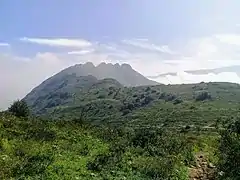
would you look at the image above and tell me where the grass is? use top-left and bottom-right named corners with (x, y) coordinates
top-left (0, 112), bottom-right (204, 179)
top-left (8, 80), bottom-right (240, 179)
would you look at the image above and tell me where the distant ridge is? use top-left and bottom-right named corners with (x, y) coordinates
top-left (58, 62), bottom-right (159, 87)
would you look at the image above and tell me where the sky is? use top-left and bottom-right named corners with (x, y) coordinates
top-left (1, 0), bottom-right (240, 109)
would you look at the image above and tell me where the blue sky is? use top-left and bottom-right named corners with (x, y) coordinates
top-left (1, 0), bottom-right (240, 108)
top-left (1, 0), bottom-right (240, 57)
top-left (1, 0), bottom-right (239, 42)
top-left (2, 0), bottom-right (198, 41)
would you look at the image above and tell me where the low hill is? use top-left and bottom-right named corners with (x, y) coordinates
top-left (46, 82), bottom-right (240, 130)
top-left (24, 73), bottom-right (123, 114)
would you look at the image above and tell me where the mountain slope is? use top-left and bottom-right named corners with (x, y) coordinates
top-left (24, 72), bottom-right (123, 114)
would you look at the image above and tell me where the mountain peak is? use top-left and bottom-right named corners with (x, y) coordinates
top-left (97, 62), bottom-right (107, 67)
top-left (121, 63), bottom-right (132, 69)
top-left (114, 63), bottom-right (120, 67)
top-left (83, 62), bottom-right (95, 68)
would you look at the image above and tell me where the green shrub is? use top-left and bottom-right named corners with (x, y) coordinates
top-left (131, 129), bottom-right (158, 148)
top-left (159, 92), bottom-right (166, 99)
top-left (165, 94), bottom-right (176, 102)
top-left (194, 91), bottom-right (211, 101)
top-left (98, 94), bottom-right (106, 99)
top-left (141, 96), bottom-right (153, 106)
top-left (173, 98), bottom-right (183, 105)
top-left (145, 87), bottom-right (151, 92)
top-left (12, 154), bottom-right (54, 177)
top-left (8, 100), bottom-right (30, 118)
top-left (218, 119), bottom-right (240, 179)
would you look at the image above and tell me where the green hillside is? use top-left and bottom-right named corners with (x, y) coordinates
top-left (25, 76), bottom-right (240, 131)
top-left (13, 74), bottom-right (240, 179)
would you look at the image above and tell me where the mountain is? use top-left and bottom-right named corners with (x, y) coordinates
top-left (21, 71), bottom-right (240, 179)
top-left (23, 61), bottom-right (158, 114)
top-left (24, 66), bottom-right (240, 127)
top-left (18, 65), bottom-right (240, 180)
top-left (58, 62), bottom-right (159, 87)
top-left (23, 60), bottom-right (240, 129)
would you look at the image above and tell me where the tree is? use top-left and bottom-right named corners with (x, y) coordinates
top-left (173, 98), bottom-right (183, 105)
top-left (165, 93), bottom-right (176, 102)
top-left (141, 96), bottom-right (153, 106)
top-left (194, 90), bottom-right (211, 101)
top-left (8, 100), bottom-right (30, 118)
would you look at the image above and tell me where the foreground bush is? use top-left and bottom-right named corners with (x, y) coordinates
top-left (218, 119), bottom-right (240, 179)
top-left (8, 100), bottom-right (29, 118)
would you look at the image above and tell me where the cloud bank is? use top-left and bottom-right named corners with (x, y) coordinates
top-left (148, 71), bottom-right (240, 85)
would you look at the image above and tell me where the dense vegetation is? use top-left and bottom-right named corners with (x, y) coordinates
top-left (1, 101), bottom-right (240, 179)
top-left (218, 119), bottom-right (240, 179)
top-left (3, 72), bottom-right (240, 179)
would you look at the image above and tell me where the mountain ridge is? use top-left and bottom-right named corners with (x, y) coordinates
top-left (59, 62), bottom-right (159, 87)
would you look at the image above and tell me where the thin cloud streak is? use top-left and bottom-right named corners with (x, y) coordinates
top-left (0, 43), bottom-right (10, 46)
top-left (122, 39), bottom-right (176, 54)
top-left (67, 49), bottom-right (95, 55)
top-left (20, 37), bottom-right (92, 48)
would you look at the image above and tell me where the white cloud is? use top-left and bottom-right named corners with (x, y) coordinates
top-left (159, 45), bottom-right (176, 54)
top-left (122, 39), bottom-right (176, 54)
top-left (215, 34), bottom-right (240, 46)
top-left (162, 60), bottom-right (240, 73)
top-left (68, 49), bottom-right (95, 55)
top-left (149, 72), bottom-right (240, 85)
top-left (0, 43), bottom-right (10, 47)
top-left (20, 37), bottom-right (92, 48)
top-left (133, 38), bottom-right (149, 41)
